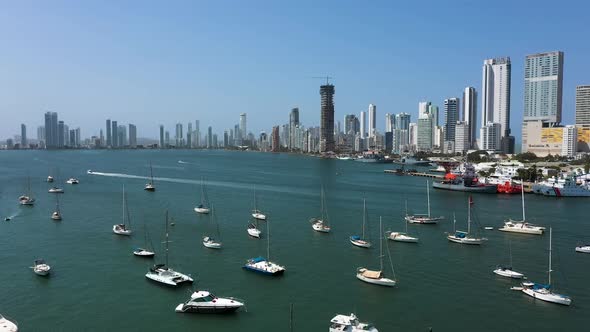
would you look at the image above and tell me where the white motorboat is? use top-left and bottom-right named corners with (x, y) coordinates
top-left (575, 245), bottom-right (590, 253)
top-left (47, 175), bottom-right (54, 182)
top-left (243, 217), bottom-right (285, 276)
top-left (493, 266), bottom-right (524, 279)
top-left (175, 290), bottom-right (245, 313)
top-left (310, 186), bottom-right (331, 233)
top-left (447, 198), bottom-right (486, 245)
top-left (521, 228), bottom-right (572, 306)
top-left (387, 203), bottom-right (419, 243)
top-left (19, 177), bottom-right (35, 206)
top-left (0, 314), bottom-right (18, 332)
top-left (406, 181), bottom-right (444, 224)
top-left (144, 162), bottom-right (155, 191)
top-left (133, 219), bottom-right (155, 257)
top-left (499, 185), bottom-right (545, 235)
top-left (194, 178), bottom-right (210, 213)
top-left (113, 185), bottom-right (132, 236)
top-left (66, 178), bottom-right (79, 184)
top-left (350, 198), bottom-right (372, 248)
top-left (251, 186), bottom-right (266, 220)
top-left (329, 313), bottom-right (378, 332)
top-left (86, 170), bottom-right (93, 174)
top-left (145, 211), bottom-right (193, 286)
top-left (31, 259), bottom-right (51, 276)
top-left (247, 222), bottom-right (261, 238)
top-left (48, 187), bottom-right (64, 193)
top-left (356, 218), bottom-right (397, 287)
top-left (311, 219), bottom-right (331, 233)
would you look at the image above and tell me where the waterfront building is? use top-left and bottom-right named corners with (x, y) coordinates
top-left (480, 122), bottom-right (501, 152)
top-left (444, 98), bottom-right (460, 143)
top-left (111, 120), bottom-right (118, 148)
top-left (463, 87), bottom-right (477, 148)
top-left (20, 124), bottom-right (26, 148)
top-left (289, 107), bottom-right (300, 150)
top-left (454, 121), bottom-right (470, 154)
top-left (368, 104), bottom-right (376, 138)
top-left (159, 125), bottom-right (164, 148)
top-left (106, 119), bottom-right (112, 147)
top-left (562, 125), bottom-right (577, 158)
top-left (129, 124), bottom-right (137, 148)
top-left (44, 112), bottom-right (58, 148)
top-left (319, 83), bottom-right (335, 152)
top-left (575, 85), bottom-right (590, 151)
top-left (240, 113), bottom-right (247, 140)
top-left (271, 126), bottom-right (280, 152)
top-left (482, 57), bottom-right (512, 153)
top-left (360, 111), bottom-right (366, 138)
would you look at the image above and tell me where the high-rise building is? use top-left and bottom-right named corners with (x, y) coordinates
top-left (480, 122), bottom-right (501, 151)
top-left (37, 126), bottom-right (45, 147)
top-left (395, 113), bottom-right (410, 130)
top-left (429, 105), bottom-right (439, 127)
top-left (129, 124), bottom-right (137, 147)
top-left (562, 125), bottom-right (577, 157)
top-left (444, 98), bottom-right (460, 142)
top-left (454, 121), bottom-right (470, 154)
top-left (240, 113), bottom-right (247, 139)
top-left (385, 113), bottom-right (394, 133)
top-left (195, 120), bottom-right (200, 147)
top-left (44, 112), bottom-right (58, 148)
top-left (20, 124), bottom-right (27, 148)
top-left (359, 111), bottom-right (366, 138)
top-left (207, 126), bottom-right (213, 149)
top-left (463, 87), bottom-right (477, 148)
top-left (106, 119), bottom-right (112, 147)
top-left (344, 114), bottom-right (357, 135)
top-left (118, 125), bottom-right (127, 146)
top-left (289, 108), bottom-right (300, 150)
top-left (524, 51), bottom-right (564, 125)
top-left (319, 83), bottom-right (335, 152)
top-left (165, 131), bottom-right (170, 146)
top-left (159, 125), bottom-right (164, 148)
top-left (57, 121), bottom-right (65, 148)
top-left (408, 123), bottom-right (418, 150)
top-left (417, 116), bottom-right (433, 151)
top-left (575, 85), bottom-right (590, 151)
top-left (111, 121), bottom-right (118, 148)
top-left (271, 126), bottom-right (280, 152)
top-left (187, 122), bottom-right (192, 148)
top-left (175, 123), bottom-right (183, 147)
top-left (368, 104), bottom-right (376, 138)
top-left (482, 57), bottom-right (512, 152)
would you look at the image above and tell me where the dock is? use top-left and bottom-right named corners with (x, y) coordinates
top-left (384, 170), bottom-right (443, 179)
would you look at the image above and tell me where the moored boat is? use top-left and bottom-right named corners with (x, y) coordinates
top-left (31, 259), bottom-right (51, 276)
top-left (329, 313), bottom-right (378, 332)
top-left (66, 178), bottom-right (79, 184)
top-left (0, 314), bottom-right (18, 332)
top-left (175, 291), bottom-right (245, 314)
top-left (499, 185), bottom-right (545, 235)
top-left (350, 199), bottom-right (372, 248)
top-left (356, 218), bottom-right (396, 287)
top-left (575, 245), bottom-right (590, 253)
top-left (447, 198), bottom-right (486, 245)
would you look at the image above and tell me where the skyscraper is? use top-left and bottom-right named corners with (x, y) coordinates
top-left (187, 122), bottom-right (192, 148)
top-left (344, 114), bottom-right (358, 135)
top-left (57, 121), bottom-right (65, 148)
top-left (129, 124), bottom-right (137, 147)
top-left (463, 87), bottom-right (477, 148)
top-left (207, 126), bottom-right (213, 149)
top-left (44, 112), bottom-right (58, 148)
top-left (319, 83), bottom-right (335, 152)
top-left (454, 121), bottom-right (470, 154)
top-left (111, 121), bottom-right (118, 148)
top-left (524, 51), bottom-right (564, 125)
top-left (271, 126), bottom-right (280, 152)
top-left (289, 108), bottom-right (300, 150)
top-left (240, 113), bottom-right (247, 139)
top-left (482, 57), bottom-right (512, 152)
top-left (480, 122), bottom-right (501, 151)
top-left (159, 125), bottom-right (164, 148)
top-left (575, 85), bottom-right (590, 151)
top-left (37, 126), bottom-right (45, 147)
top-left (106, 119), bottom-right (112, 147)
top-left (368, 104), bottom-right (376, 137)
top-left (444, 98), bottom-right (460, 142)
top-left (195, 120), bottom-right (200, 147)
top-left (175, 123), bottom-right (183, 147)
top-left (395, 113), bottom-right (410, 130)
top-left (385, 113), bottom-right (394, 133)
top-left (20, 124), bottom-right (27, 148)
top-left (118, 125), bottom-right (127, 146)
top-left (360, 111), bottom-right (366, 138)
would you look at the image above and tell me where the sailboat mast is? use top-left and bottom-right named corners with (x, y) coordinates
top-left (427, 180), bottom-right (431, 217)
top-left (267, 217), bottom-right (271, 261)
top-left (548, 227), bottom-right (552, 286)
top-left (521, 183), bottom-right (526, 221)
top-left (122, 185), bottom-right (126, 225)
top-left (467, 197), bottom-right (471, 234)
top-left (150, 162), bottom-right (154, 184)
top-left (165, 211), bottom-right (169, 267)
top-left (362, 198), bottom-right (366, 239)
top-left (379, 217), bottom-right (383, 272)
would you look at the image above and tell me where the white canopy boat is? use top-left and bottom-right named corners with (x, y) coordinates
top-left (406, 180), bottom-right (444, 224)
top-left (356, 218), bottom-right (396, 287)
top-left (521, 228), bottom-right (571, 306)
top-left (31, 259), bottom-right (51, 276)
top-left (447, 197), bottom-right (486, 245)
top-left (575, 245), bottom-right (590, 253)
top-left (329, 313), bottom-right (378, 332)
top-left (0, 314), bottom-right (18, 332)
top-left (499, 185), bottom-right (545, 235)
top-left (194, 178), bottom-right (210, 214)
top-left (310, 186), bottom-right (331, 233)
top-left (175, 290), bottom-right (245, 313)
top-left (144, 162), bottom-right (155, 191)
top-left (113, 185), bottom-right (132, 236)
top-left (350, 198), bottom-right (372, 248)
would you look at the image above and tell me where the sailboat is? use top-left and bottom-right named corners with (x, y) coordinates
top-left (144, 162), bottom-right (155, 191)
top-left (243, 217), bottom-right (285, 275)
top-left (499, 184), bottom-right (545, 235)
top-left (310, 186), bottom-right (331, 233)
top-left (133, 219), bottom-right (155, 257)
top-left (356, 217), bottom-right (396, 287)
top-left (51, 194), bottom-right (62, 221)
top-left (19, 177), bottom-right (35, 206)
top-left (31, 259), bottom-right (51, 276)
top-left (194, 178), bottom-right (210, 214)
top-left (386, 201), bottom-right (419, 243)
top-left (247, 219), bottom-right (262, 238)
top-left (520, 228), bottom-right (572, 306)
top-left (406, 180), bottom-right (444, 224)
top-left (113, 185), bottom-right (132, 236)
top-left (350, 198), bottom-right (371, 248)
top-left (251, 187), bottom-right (266, 220)
top-left (493, 242), bottom-right (524, 279)
top-left (203, 206), bottom-right (222, 249)
top-left (447, 197), bottom-right (486, 245)
top-left (145, 211), bottom-right (193, 286)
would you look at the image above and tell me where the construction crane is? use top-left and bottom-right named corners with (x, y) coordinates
top-left (312, 76), bottom-right (334, 85)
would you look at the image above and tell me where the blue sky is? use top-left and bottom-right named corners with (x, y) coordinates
top-left (0, 0), bottom-right (588, 142)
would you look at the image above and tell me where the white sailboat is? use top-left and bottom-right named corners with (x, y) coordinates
top-left (51, 194), bottom-right (62, 221)
top-left (145, 211), bottom-right (193, 286)
top-left (194, 178), bottom-right (210, 214)
top-left (18, 177), bottom-right (35, 206)
top-left (386, 201), bottom-right (419, 243)
top-left (310, 186), bottom-right (331, 233)
top-left (493, 242), bottom-right (525, 279)
top-left (520, 228), bottom-right (572, 306)
top-left (0, 314), bottom-right (18, 332)
top-left (350, 198), bottom-right (372, 248)
top-left (31, 259), bottom-right (51, 276)
top-left (113, 186), bottom-right (132, 236)
top-left (251, 186), bottom-right (266, 220)
top-left (356, 217), bottom-right (396, 287)
top-left (329, 313), bottom-right (378, 332)
top-left (243, 217), bottom-right (285, 275)
top-left (499, 185), bottom-right (545, 235)
top-left (247, 220), bottom-right (261, 238)
top-left (144, 162), bottom-right (155, 191)
top-left (447, 197), bottom-right (486, 245)
top-left (133, 219), bottom-right (155, 257)
top-left (575, 245), bottom-right (590, 253)
top-left (203, 206), bottom-right (222, 249)
top-left (406, 180), bottom-right (444, 224)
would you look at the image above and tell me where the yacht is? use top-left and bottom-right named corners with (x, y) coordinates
top-left (144, 162), bottom-right (155, 191)
top-left (203, 236), bottom-right (222, 249)
top-left (113, 186), bottom-right (132, 236)
top-left (247, 222), bottom-right (261, 238)
top-left (0, 314), bottom-right (18, 332)
top-left (499, 185), bottom-right (545, 235)
top-left (405, 181), bottom-right (444, 224)
top-left (447, 198), bottom-right (486, 245)
top-left (47, 175), bottom-right (54, 182)
top-left (388, 202), bottom-right (419, 243)
top-left (66, 178), bottom-right (79, 184)
top-left (133, 220), bottom-right (155, 257)
top-left (575, 245), bottom-right (590, 253)
top-left (251, 187), bottom-right (267, 220)
top-left (48, 187), bottom-right (64, 194)
top-left (493, 266), bottom-right (524, 279)
top-left (329, 313), bottom-right (378, 332)
top-left (202, 206), bottom-right (223, 249)
top-left (19, 177), bottom-right (35, 206)
top-left (194, 178), bottom-right (210, 214)
top-left (175, 291), bottom-right (245, 314)
top-left (31, 259), bottom-right (51, 276)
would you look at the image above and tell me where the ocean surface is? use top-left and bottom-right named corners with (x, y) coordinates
top-left (0, 150), bottom-right (588, 331)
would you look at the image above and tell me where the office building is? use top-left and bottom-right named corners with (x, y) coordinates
top-left (271, 126), bottom-right (280, 152)
top-left (562, 125), bottom-right (577, 158)
top-left (575, 85), bottom-right (590, 151)
top-left (482, 57), bottom-right (512, 152)
top-left (207, 126), bottom-right (213, 149)
top-left (129, 124), bottom-right (137, 147)
top-left (20, 124), bottom-right (27, 148)
top-left (195, 120), bottom-right (200, 147)
top-left (360, 111), bottom-right (366, 138)
top-left (175, 123), bottom-right (183, 147)
top-left (159, 125), bottom-right (165, 148)
top-left (111, 121), bottom-right (118, 148)
top-left (319, 83), bottom-right (335, 152)
top-left (187, 122), bottom-right (192, 148)
top-left (408, 123), bottom-right (418, 150)
top-left (454, 121), bottom-right (470, 154)
top-left (106, 119), bottom-right (112, 147)
top-left (480, 122), bottom-right (501, 151)
top-left (463, 87), bottom-right (477, 148)
top-left (368, 104), bottom-right (376, 138)
top-left (289, 108), bottom-right (300, 150)
top-left (444, 98), bottom-right (460, 142)
top-left (240, 113), bottom-right (247, 139)
top-left (524, 51), bottom-right (564, 125)
top-left (385, 113), bottom-right (394, 133)
top-left (44, 112), bottom-right (58, 148)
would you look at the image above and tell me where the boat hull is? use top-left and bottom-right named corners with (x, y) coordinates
top-left (113, 225), bottom-right (132, 236)
top-left (405, 215), bottom-right (443, 224)
top-left (350, 237), bottom-right (372, 248)
top-left (175, 303), bottom-right (242, 314)
top-left (145, 270), bottom-right (193, 287)
top-left (252, 213), bottom-right (266, 220)
top-left (433, 181), bottom-right (497, 193)
top-left (312, 221), bottom-right (331, 233)
top-left (203, 240), bottom-right (222, 249)
top-left (243, 259), bottom-right (285, 276)
top-left (247, 228), bottom-right (261, 238)
top-left (356, 273), bottom-right (396, 287)
top-left (194, 207), bottom-right (210, 214)
top-left (575, 246), bottom-right (590, 253)
top-left (387, 232), bottom-right (418, 243)
top-left (133, 249), bottom-right (155, 257)
top-left (493, 268), bottom-right (524, 279)
top-left (522, 287), bottom-right (572, 306)
top-left (447, 235), bottom-right (484, 245)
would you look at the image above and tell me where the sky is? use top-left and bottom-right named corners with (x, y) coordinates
top-left (0, 0), bottom-right (588, 143)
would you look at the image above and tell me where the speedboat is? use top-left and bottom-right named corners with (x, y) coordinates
top-left (47, 175), bottom-right (54, 182)
top-left (194, 205), bottom-right (210, 214)
top-left (66, 178), bottom-right (79, 184)
top-left (48, 187), bottom-right (64, 194)
top-left (203, 236), bottom-right (222, 249)
top-left (329, 313), bottom-right (378, 332)
top-left (493, 266), bottom-right (525, 279)
top-left (4, 217), bottom-right (11, 221)
top-left (499, 220), bottom-right (545, 235)
top-left (575, 245), bottom-right (590, 254)
top-left (18, 196), bottom-right (35, 206)
top-left (175, 291), bottom-right (245, 314)
top-left (247, 223), bottom-right (261, 238)
top-left (31, 259), bottom-right (51, 276)
top-left (86, 170), bottom-right (93, 174)
top-left (252, 209), bottom-right (266, 220)
top-left (386, 231), bottom-right (418, 243)
top-left (356, 268), bottom-right (396, 287)
top-left (133, 248), bottom-right (155, 257)
top-left (350, 235), bottom-right (371, 248)
top-left (51, 211), bottom-right (62, 221)
top-left (310, 218), bottom-right (331, 233)
top-left (243, 257), bottom-right (285, 276)
top-left (0, 314), bottom-right (18, 332)
top-left (145, 264), bottom-right (193, 286)
top-left (113, 224), bottom-right (132, 236)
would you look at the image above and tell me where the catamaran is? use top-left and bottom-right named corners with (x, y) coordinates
top-left (194, 178), bottom-right (210, 214)
top-left (144, 162), bottom-right (155, 191)
top-left (251, 186), bottom-right (266, 220)
top-left (203, 206), bottom-right (222, 249)
top-left (387, 201), bottom-right (419, 243)
top-left (499, 185), bottom-right (545, 235)
top-left (18, 177), bottom-right (35, 206)
top-left (243, 217), bottom-right (285, 275)
top-left (145, 211), bottom-right (193, 286)
top-left (447, 197), bottom-right (486, 245)
top-left (519, 228), bottom-right (572, 306)
top-left (406, 180), bottom-right (444, 224)
top-left (51, 194), bottom-right (62, 221)
top-left (310, 186), bottom-right (331, 233)
top-left (350, 198), bottom-right (371, 248)
top-left (356, 218), bottom-right (396, 287)
top-left (113, 186), bottom-right (132, 236)
top-left (493, 242), bottom-right (525, 279)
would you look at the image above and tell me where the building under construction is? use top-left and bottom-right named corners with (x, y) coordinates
top-left (320, 84), bottom-right (335, 152)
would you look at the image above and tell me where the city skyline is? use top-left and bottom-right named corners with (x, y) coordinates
top-left (1, 1), bottom-right (588, 142)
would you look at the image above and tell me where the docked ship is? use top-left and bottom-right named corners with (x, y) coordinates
top-left (496, 180), bottom-right (522, 194)
top-left (432, 163), bottom-right (497, 193)
top-left (532, 176), bottom-right (590, 197)
top-left (354, 151), bottom-right (387, 163)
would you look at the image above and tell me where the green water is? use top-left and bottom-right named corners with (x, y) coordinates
top-left (0, 150), bottom-right (588, 331)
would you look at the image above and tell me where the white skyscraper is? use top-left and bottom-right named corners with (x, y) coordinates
top-left (482, 57), bottom-right (512, 152)
top-left (463, 87), bottom-right (477, 148)
top-left (239, 113), bottom-right (247, 139)
top-left (385, 113), bottom-right (394, 133)
top-left (360, 111), bottom-right (366, 138)
top-left (561, 125), bottom-right (577, 157)
top-left (368, 104), bottom-right (376, 138)
top-left (524, 51), bottom-right (564, 125)
top-left (454, 121), bottom-right (470, 154)
top-left (480, 122), bottom-right (501, 151)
